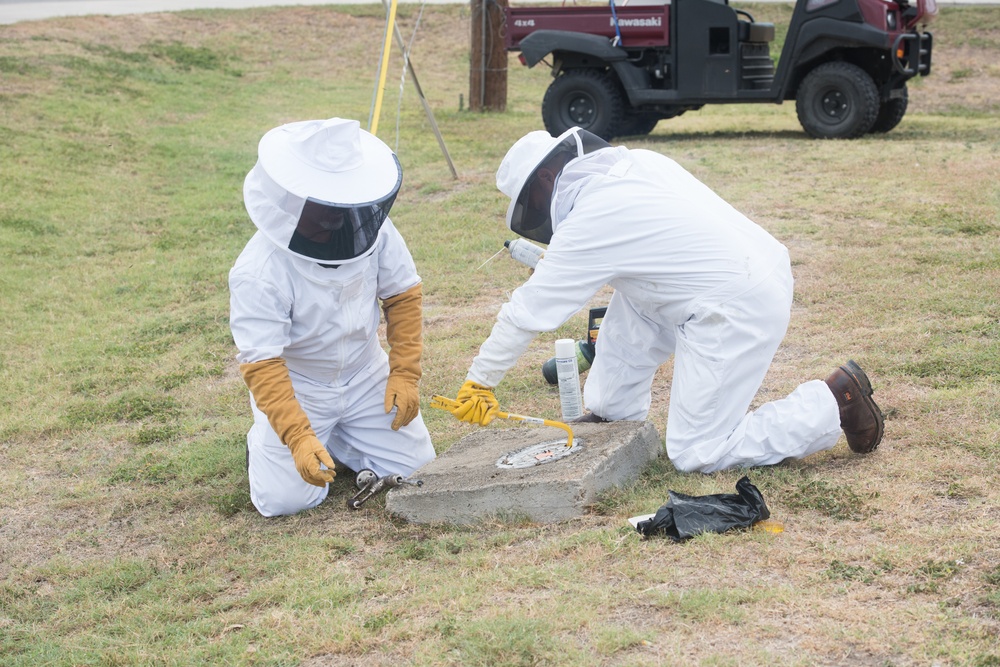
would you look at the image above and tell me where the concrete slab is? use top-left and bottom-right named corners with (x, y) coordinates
top-left (385, 420), bottom-right (663, 525)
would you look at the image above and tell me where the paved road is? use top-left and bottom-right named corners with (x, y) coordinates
top-left (0, 0), bottom-right (453, 24)
top-left (1, 0), bottom-right (995, 25)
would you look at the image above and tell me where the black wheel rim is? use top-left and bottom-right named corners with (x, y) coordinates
top-left (819, 87), bottom-right (849, 122)
top-left (565, 93), bottom-right (597, 126)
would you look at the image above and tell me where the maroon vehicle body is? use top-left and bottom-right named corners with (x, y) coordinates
top-left (506, 4), bottom-right (672, 48)
top-left (504, 0), bottom-right (936, 138)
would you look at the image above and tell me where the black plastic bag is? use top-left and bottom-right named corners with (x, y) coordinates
top-left (635, 476), bottom-right (770, 541)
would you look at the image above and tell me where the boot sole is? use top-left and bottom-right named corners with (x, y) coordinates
top-left (841, 359), bottom-right (885, 453)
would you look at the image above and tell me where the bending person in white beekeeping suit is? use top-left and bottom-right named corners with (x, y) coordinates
top-left (229, 117), bottom-right (436, 517)
top-left (447, 127), bottom-right (884, 472)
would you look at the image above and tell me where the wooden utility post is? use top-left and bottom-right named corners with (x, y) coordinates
top-left (469, 0), bottom-right (508, 112)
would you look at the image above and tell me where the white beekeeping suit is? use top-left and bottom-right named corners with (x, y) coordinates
top-left (230, 118), bottom-right (435, 517)
top-left (448, 128), bottom-right (884, 473)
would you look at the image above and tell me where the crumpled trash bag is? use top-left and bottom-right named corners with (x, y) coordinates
top-left (635, 476), bottom-right (770, 541)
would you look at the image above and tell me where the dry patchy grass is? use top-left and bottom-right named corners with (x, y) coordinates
top-left (0, 4), bottom-right (998, 666)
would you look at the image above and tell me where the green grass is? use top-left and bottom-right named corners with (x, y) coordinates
top-left (0, 3), bottom-right (999, 666)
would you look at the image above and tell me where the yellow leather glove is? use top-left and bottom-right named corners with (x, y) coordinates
top-left (240, 358), bottom-right (336, 487)
top-left (382, 283), bottom-right (423, 430)
top-left (451, 380), bottom-right (500, 426)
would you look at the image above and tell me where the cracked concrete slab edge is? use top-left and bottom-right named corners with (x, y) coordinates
top-left (386, 420), bottom-right (665, 525)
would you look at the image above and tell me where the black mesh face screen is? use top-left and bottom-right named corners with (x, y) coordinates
top-left (508, 130), bottom-right (610, 245)
top-left (509, 190), bottom-right (554, 245)
top-left (288, 193), bottom-right (397, 262)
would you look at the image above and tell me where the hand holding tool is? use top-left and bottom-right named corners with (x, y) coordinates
top-left (430, 395), bottom-right (574, 448)
top-left (450, 380), bottom-right (501, 426)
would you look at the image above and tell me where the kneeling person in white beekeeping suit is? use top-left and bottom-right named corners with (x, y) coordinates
top-left (229, 117), bottom-right (436, 517)
top-left (447, 127), bottom-right (884, 473)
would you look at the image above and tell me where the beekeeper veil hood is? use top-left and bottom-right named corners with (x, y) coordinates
top-left (243, 117), bottom-right (402, 264)
top-left (496, 127), bottom-right (610, 244)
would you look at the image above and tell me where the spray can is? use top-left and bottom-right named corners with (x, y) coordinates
top-left (542, 340), bottom-right (595, 385)
top-left (504, 239), bottom-right (545, 269)
top-left (554, 338), bottom-right (584, 421)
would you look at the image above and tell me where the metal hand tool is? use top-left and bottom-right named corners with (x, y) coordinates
top-left (348, 469), bottom-right (423, 510)
top-left (429, 395), bottom-right (574, 448)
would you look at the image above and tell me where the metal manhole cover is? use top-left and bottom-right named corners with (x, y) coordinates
top-left (495, 439), bottom-right (584, 469)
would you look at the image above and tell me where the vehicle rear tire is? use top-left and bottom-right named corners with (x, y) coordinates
top-left (542, 69), bottom-right (625, 141)
top-left (658, 106), bottom-right (689, 120)
top-left (615, 112), bottom-right (659, 137)
top-left (795, 62), bottom-right (879, 139)
top-left (869, 86), bottom-right (908, 133)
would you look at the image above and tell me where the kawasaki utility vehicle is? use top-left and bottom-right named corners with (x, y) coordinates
top-left (504, 0), bottom-right (936, 139)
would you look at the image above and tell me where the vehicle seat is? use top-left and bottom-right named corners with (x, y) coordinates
top-left (738, 21), bottom-right (775, 42)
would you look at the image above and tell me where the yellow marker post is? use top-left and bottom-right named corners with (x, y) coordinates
top-left (369, 0), bottom-right (399, 137)
top-left (430, 395), bottom-right (575, 449)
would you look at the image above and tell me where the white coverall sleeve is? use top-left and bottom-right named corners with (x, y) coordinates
top-left (466, 315), bottom-right (539, 387)
top-left (375, 219), bottom-right (421, 300)
top-left (467, 222), bottom-right (615, 387)
top-left (229, 273), bottom-right (293, 365)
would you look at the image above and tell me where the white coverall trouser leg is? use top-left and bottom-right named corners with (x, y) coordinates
top-left (584, 260), bottom-right (842, 473)
top-left (246, 356), bottom-right (436, 517)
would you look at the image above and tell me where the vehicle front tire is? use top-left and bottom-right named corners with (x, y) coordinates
top-left (869, 86), bottom-right (908, 134)
top-left (795, 62), bottom-right (879, 139)
top-left (542, 69), bottom-right (625, 140)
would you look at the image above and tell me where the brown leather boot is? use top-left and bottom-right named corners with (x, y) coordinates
top-left (825, 360), bottom-right (885, 454)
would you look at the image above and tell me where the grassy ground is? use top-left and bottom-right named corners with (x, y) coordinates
top-left (0, 3), bottom-right (998, 665)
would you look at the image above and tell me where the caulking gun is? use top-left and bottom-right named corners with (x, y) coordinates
top-left (504, 239), bottom-right (545, 269)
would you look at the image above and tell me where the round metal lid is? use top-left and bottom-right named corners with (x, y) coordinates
top-left (495, 439), bottom-right (583, 469)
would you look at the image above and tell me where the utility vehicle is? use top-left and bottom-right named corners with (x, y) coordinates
top-left (504, 0), bottom-right (936, 138)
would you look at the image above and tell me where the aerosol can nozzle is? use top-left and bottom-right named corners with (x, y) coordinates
top-left (504, 239), bottom-right (545, 269)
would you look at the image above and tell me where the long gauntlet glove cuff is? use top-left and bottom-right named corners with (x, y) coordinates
top-left (382, 283), bottom-right (423, 429)
top-left (240, 358), bottom-right (335, 486)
